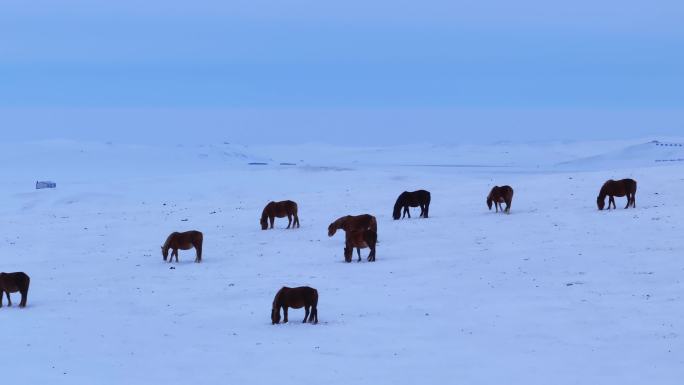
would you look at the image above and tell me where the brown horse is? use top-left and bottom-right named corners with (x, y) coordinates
top-left (487, 185), bottom-right (514, 214)
top-left (161, 231), bottom-right (203, 263)
top-left (271, 286), bottom-right (318, 325)
top-left (0, 272), bottom-right (30, 308)
top-left (260, 200), bottom-right (300, 230)
top-left (344, 230), bottom-right (377, 262)
top-left (328, 214), bottom-right (377, 237)
top-left (597, 179), bottom-right (637, 210)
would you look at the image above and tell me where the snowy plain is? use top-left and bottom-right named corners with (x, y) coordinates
top-left (1, 138), bottom-right (683, 384)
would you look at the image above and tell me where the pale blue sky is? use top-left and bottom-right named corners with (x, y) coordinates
top-left (1, 0), bottom-right (682, 143)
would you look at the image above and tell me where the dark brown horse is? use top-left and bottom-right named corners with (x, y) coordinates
top-left (487, 185), bottom-right (514, 214)
top-left (344, 230), bottom-right (377, 262)
top-left (0, 272), bottom-right (30, 308)
top-left (393, 190), bottom-right (431, 220)
top-left (261, 200), bottom-right (300, 230)
top-left (328, 214), bottom-right (377, 237)
top-left (597, 179), bottom-right (637, 210)
top-left (271, 286), bottom-right (318, 324)
top-left (161, 231), bottom-right (203, 263)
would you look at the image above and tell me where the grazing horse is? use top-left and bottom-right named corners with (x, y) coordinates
top-left (161, 231), bottom-right (203, 263)
top-left (487, 185), bottom-right (514, 214)
top-left (327, 214), bottom-right (377, 237)
top-left (271, 286), bottom-right (318, 325)
top-left (344, 230), bottom-right (377, 262)
top-left (0, 272), bottom-right (30, 308)
top-left (597, 179), bottom-right (637, 210)
top-left (260, 200), bottom-right (300, 230)
top-left (393, 190), bottom-right (431, 220)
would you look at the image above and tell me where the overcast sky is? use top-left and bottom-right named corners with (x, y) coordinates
top-left (1, 0), bottom-right (682, 144)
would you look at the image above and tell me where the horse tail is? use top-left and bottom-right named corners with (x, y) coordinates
top-left (365, 229), bottom-right (378, 247)
top-left (425, 191), bottom-right (431, 217)
top-left (312, 288), bottom-right (319, 307)
top-left (292, 201), bottom-right (300, 227)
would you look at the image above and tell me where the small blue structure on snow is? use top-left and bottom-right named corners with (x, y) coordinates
top-left (36, 181), bottom-right (57, 189)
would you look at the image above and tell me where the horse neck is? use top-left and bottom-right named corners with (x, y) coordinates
top-left (162, 235), bottom-right (173, 251)
top-left (334, 217), bottom-right (347, 230)
top-left (273, 287), bottom-right (286, 308)
top-left (598, 184), bottom-right (608, 199)
top-left (261, 206), bottom-right (270, 221)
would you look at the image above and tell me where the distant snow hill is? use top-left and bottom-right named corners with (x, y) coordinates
top-left (557, 140), bottom-right (684, 170)
top-left (0, 140), bottom-right (265, 181)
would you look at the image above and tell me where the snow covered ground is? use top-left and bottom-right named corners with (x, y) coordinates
top-left (1, 139), bottom-right (683, 384)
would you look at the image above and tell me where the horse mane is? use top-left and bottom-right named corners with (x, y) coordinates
top-left (393, 194), bottom-right (405, 217)
top-left (261, 202), bottom-right (273, 223)
top-left (331, 216), bottom-right (348, 228)
top-left (598, 180), bottom-right (613, 198)
top-left (162, 233), bottom-right (175, 252)
top-left (272, 286), bottom-right (288, 308)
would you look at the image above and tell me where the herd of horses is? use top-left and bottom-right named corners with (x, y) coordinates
top-left (1, 178), bottom-right (637, 323)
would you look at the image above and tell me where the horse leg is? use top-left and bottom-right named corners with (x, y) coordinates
top-left (6, 291), bottom-right (11, 307)
top-left (406, 206), bottom-right (411, 218)
top-left (287, 214), bottom-right (292, 229)
top-left (624, 196), bottom-right (630, 209)
top-left (295, 214), bottom-right (300, 228)
top-left (312, 307), bottom-right (318, 324)
top-left (632, 193), bottom-right (636, 208)
top-left (174, 249), bottom-right (179, 263)
top-left (269, 216), bottom-right (275, 229)
top-left (611, 196), bottom-right (616, 209)
top-left (283, 307), bottom-right (289, 323)
top-left (303, 306), bottom-right (310, 323)
top-left (357, 248), bottom-right (361, 262)
top-left (505, 200), bottom-right (511, 214)
top-left (0, 291), bottom-right (4, 307)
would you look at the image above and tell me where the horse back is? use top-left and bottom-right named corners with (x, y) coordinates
top-left (168, 231), bottom-right (202, 248)
top-left (271, 200), bottom-right (298, 217)
top-left (276, 286), bottom-right (317, 308)
top-left (0, 272), bottom-right (30, 292)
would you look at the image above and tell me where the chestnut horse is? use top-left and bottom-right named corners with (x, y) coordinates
top-left (393, 190), bottom-right (431, 220)
top-left (0, 272), bottom-right (30, 308)
top-left (597, 179), bottom-right (637, 210)
top-left (161, 231), bottom-right (203, 263)
top-left (328, 214), bottom-right (377, 237)
top-left (271, 286), bottom-right (318, 324)
top-left (344, 229), bottom-right (377, 262)
top-left (260, 200), bottom-right (300, 230)
top-left (487, 185), bottom-right (514, 214)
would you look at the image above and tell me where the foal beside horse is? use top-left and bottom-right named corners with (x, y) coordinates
top-left (344, 229), bottom-right (377, 262)
top-left (0, 272), bottom-right (30, 308)
top-left (271, 286), bottom-right (318, 324)
top-left (487, 185), bottom-right (514, 214)
top-left (161, 230), bottom-right (203, 263)
top-left (260, 200), bottom-right (300, 230)
top-left (597, 179), bottom-right (637, 210)
top-left (393, 190), bottom-right (431, 220)
top-left (328, 214), bottom-right (377, 237)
